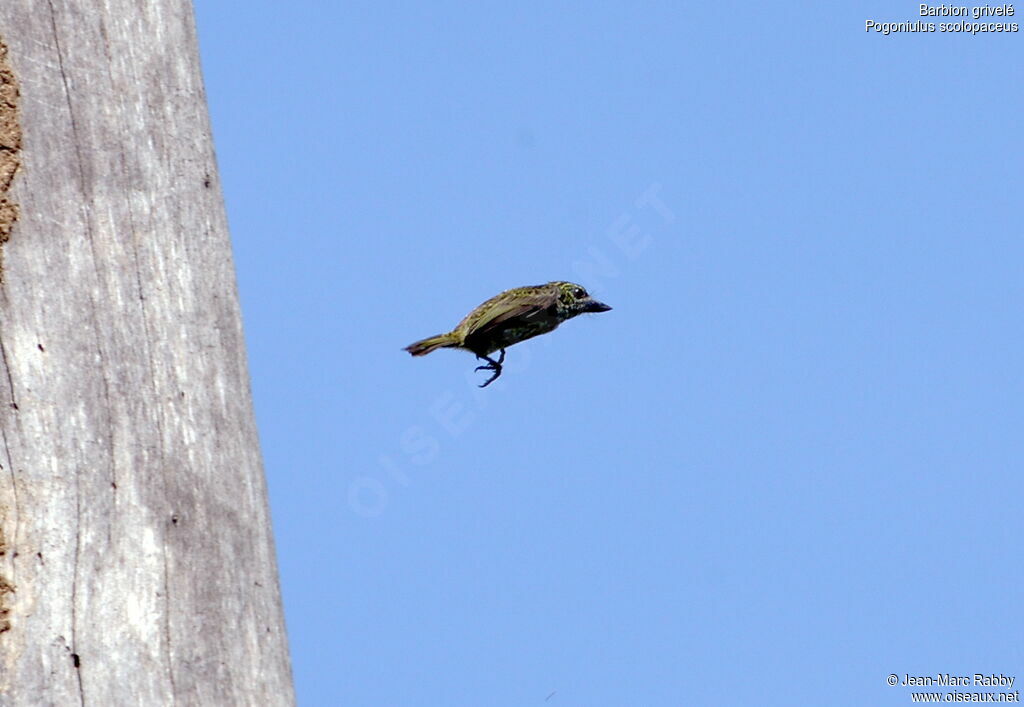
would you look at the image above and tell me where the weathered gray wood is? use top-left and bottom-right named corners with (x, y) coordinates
top-left (0, 3), bottom-right (295, 704)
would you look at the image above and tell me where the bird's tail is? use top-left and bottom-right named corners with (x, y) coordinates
top-left (404, 332), bottom-right (459, 356)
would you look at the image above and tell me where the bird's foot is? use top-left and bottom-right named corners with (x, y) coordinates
top-left (474, 349), bottom-right (506, 388)
top-left (477, 367), bottom-right (501, 388)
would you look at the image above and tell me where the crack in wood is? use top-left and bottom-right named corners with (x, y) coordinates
top-left (0, 37), bottom-right (22, 281)
top-left (0, 35), bottom-right (17, 637)
top-left (0, 523), bottom-right (12, 634)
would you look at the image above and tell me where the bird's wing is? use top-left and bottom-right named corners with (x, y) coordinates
top-left (470, 288), bottom-right (560, 337)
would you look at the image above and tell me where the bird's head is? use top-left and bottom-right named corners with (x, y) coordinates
top-left (551, 281), bottom-right (612, 319)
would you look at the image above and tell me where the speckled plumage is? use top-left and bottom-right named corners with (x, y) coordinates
top-left (405, 281), bottom-right (611, 387)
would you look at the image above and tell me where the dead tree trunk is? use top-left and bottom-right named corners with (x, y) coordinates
top-left (0, 3), bottom-right (295, 704)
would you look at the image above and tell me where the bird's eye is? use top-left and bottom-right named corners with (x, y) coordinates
top-left (573, 287), bottom-right (586, 298)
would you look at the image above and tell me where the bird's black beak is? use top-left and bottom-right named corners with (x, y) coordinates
top-left (585, 300), bottom-right (612, 313)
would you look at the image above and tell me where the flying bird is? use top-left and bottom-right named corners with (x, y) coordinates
top-left (404, 281), bottom-right (612, 387)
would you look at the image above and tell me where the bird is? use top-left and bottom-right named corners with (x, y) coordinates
top-left (404, 281), bottom-right (612, 387)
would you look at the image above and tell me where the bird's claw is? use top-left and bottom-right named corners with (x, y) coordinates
top-left (474, 349), bottom-right (506, 387)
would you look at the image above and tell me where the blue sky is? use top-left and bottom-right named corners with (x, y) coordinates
top-left (195, 3), bottom-right (1022, 705)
